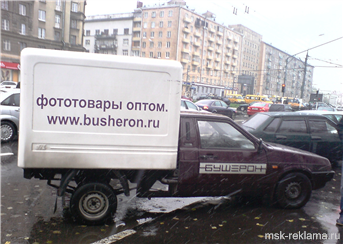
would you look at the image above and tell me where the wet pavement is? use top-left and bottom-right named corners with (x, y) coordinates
top-left (1, 133), bottom-right (343, 244)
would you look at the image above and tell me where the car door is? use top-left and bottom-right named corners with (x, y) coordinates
top-left (273, 117), bottom-right (311, 151)
top-left (308, 117), bottom-right (342, 162)
top-left (212, 101), bottom-right (226, 115)
top-left (1, 93), bottom-right (20, 119)
top-left (195, 119), bottom-right (269, 196)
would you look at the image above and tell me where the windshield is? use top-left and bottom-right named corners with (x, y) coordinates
top-left (242, 113), bottom-right (270, 129)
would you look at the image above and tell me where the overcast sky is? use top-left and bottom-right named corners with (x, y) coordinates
top-left (85, 0), bottom-right (343, 94)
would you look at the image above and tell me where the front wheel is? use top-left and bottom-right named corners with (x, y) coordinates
top-left (230, 112), bottom-right (236, 120)
top-left (70, 182), bottom-right (117, 225)
top-left (1, 121), bottom-right (16, 143)
top-left (275, 173), bottom-right (312, 209)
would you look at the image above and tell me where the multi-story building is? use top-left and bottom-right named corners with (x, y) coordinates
top-left (1, 0), bottom-right (86, 82)
top-left (84, 13), bottom-right (135, 56)
top-left (259, 42), bottom-right (314, 100)
top-left (138, 2), bottom-right (243, 98)
top-left (228, 24), bottom-right (262, 95)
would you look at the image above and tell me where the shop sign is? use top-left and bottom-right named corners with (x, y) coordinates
top-left (1, 61), bottom-right (20, 70)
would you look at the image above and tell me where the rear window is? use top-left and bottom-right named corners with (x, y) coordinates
top-left (269, 104), bottom-right (284, 111)
top-left (250, 103), bottom-right (266, 107)
top-left (242, 113), bottom-right (270, 129)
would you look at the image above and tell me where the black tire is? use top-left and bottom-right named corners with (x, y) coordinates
top-left (275, 173), bottom-right (312, 209)
top-left (1, 121), bottom-right (16, 143)
top-left (70, 182), bottom-right (117, 225)
top-left (230, 112), bottom-right (236, 120)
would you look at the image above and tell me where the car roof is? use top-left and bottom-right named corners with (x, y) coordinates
top-left (0, 88), bottom-right (20, 101)
top-left (297, 110), bottom-right (343, 115)
top-left (180, 110), bottom-right (227, 118)
top-left (254, 112), bottom-right (328, 118)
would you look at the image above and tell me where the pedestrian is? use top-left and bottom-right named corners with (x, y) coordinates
top-left (336, 117), bottom-right (343, 226)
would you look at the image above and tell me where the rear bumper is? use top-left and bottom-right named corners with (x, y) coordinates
top-left (311, 170), bottom-right (335, 190)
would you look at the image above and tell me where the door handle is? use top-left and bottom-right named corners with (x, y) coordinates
top-left (276, 135), bottom-right (287, 139)
top-left (200, 154), bottom-right (218, 160)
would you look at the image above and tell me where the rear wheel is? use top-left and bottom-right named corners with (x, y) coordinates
top-left (1, 121), bottom-right (16, 143)
top-left (70, 182), bottom-right (117, 225)
top-left (275, 173), bottom-right (312, 209)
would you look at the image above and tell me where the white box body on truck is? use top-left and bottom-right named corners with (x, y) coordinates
top-left (19, 48), bottom-right (182, 170)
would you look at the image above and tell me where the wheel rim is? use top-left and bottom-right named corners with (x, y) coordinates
top-left (1, 124), bottom-right (13, 141)
top-left (79, 191), bottom-right (109, 220)
top-left (285, 182), bottom-right (301, 199)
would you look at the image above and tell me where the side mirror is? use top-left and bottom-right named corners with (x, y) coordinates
top-left (258, 138), bottom-right (264, 153)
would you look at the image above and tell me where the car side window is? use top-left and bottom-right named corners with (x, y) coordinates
top-left (277, 119), bottom-right (307, 133)
top-left (309, 120), bottom-right (339, 136)
top-left (1, 94), bottom-right (20, 106)
top-left (186, 101), bottom-right (198, 111)
top-left (214, 101), bottom-right (221, 106)
top-left (264, 118), bottom-right (281, 132)
top-left (220, 101), bottom-right (227, 107)
top-left (198, 120), bottom-right (255, 149)
top-left (180, 100), bottom-right (186, 109)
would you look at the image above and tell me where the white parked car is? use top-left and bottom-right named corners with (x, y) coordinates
top-left (1, 89), bottom-right (20, 142)
top-left (0, 81), bottom-right (17, 89)
top-left (181, 99), bottom-right (201, 111)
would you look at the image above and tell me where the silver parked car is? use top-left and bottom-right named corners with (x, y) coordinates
top-left (1, 89), bottom-right (20, 142)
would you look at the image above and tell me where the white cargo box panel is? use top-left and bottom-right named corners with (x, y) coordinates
top-left (18, 48), bottom-right (182, 169)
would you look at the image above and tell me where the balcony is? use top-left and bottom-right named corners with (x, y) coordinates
top-left (193, 51), bottom-right (200, 56)
top-left (234, 38), bottom-right (238, 43)
top-left (183, 27), bottom-right (190, 33)
top-left (132, 36), bottom-right (140, 41)
top-left (181, 58), bottom-right (189, 64)
top-left (133, 17), bottom-right (142, 22)
top-left (226, 44), bottom-right (232, 49)
top-left (206, 64), bottom-right (213, 69)
top-left (215, 49), bottom-right (221, 54)
top-left (225, 60), bottom-right (230, 65)
top-left (208, 37), bottom-right (215, 43)
top-left (214, 66), bottom-right (220, 71)
top-left (217, 32), bottom-right (223, 37)
top-left (183, 16), bottom-right (192, 23)
top-left (234, 46), bottom-right (238, 51)
top-left (193, 41), bottom-right (201, 47)
top-left (224, 69), bottom-right (229, 73)
top-left (194, 32), bottom-right (201, 37)
top-left (182, 38), bottom-right (190, 43)
top-left (231, 70), bottom-right (236, 74)
top-left (131, 46), bottom-right (140, 50)
top-left (192, 61), bottom-right (199, 66)
top-left (215, 58), bottom-right (221, 62)
top-left (216, 40), bottom-right (222, 45)
top-left (133, 27), bottom-right (141, 32)
top-left (181, 48), bottom-right (190, 53)
top-left (209, 28), bottom-right (216, 33)
top-left (225, 52), bottom-right (231, 57)
top-left (232, 62), bottom-right (237, 66)
top-left (207, 55), bottom-right (213, 60)
top-left (232, 55), bottom-right (238, 59)
top-left (207, 46), bottom-right (214, 51)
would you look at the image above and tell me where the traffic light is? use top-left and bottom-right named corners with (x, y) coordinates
top-left (282, 84), bottom-right (285, 93)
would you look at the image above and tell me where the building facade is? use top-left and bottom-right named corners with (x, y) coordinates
top-left (259, 42), bottom-right (314, 100)
top-left (1, 0), bottom-right (86, 82)
top-left (84, 13), bottom-right (135, 56)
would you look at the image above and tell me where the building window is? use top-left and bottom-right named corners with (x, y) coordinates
top-left (20, 24), bottom-right (26, 35)
top-left (56, 0), bottom-right (61, 10)
top-left (70, 35), bottom-right (76, 44)
top-left (168, 10), bottom-right (173, 17)
top-left (149, 52), bottom-right (153, 58)
top-left (143, 22), bottom-right (147, 28)
top-left (159, 21), bottom-right (163, 27)
top-left (55, 14), bottom-right (61, 28)
top-left (113, 29), bottom-right (118, 35)
top-left (38, 28), bottom-right (45, 39)
top-left (86, 30), bottom-right (90, 36)
top-left (19, 4), bottom-right (26, 16)
top-left (144, 12), bottom-right (148, 18)
top-left (158, 42), bottom-right (162, 48)
top-left (95, 29), bottom-right (100, 35)
top-left (123, 39), bottom-right (129, 45)
top-left (167, 31), bottom-right (171, 38)
top-left (39, 10), bottom-right (46, 21)
top-left (1, 0), bottom-right (9, 10)
top-left (150, 41), bottom-right (154, 48)
top-left (85, 40), bottom-right (90, 45)
top-left (168, 21), bottom-right (172, 27)
top-left (19, 42), bottom-right (27, 51)
top-left (166, 41), bottom-right (170, 48)
top-left (2, 19), bottom-right (9, 30)
top-left (3, 40), bottom-right (10, 51)
top-left (123, 50), bottom-right (128, 56)
top-left (160, 11), bottom-right (164, 17)
top-left (143, 32), bottom-right (146, 38)
top-left (103, 29), bottom-right (109, 35)
top-left (124, 28), bottom-right (129, 34)
top-left (158, 31), bottom-right (162, 38)
top-left (142, 42), bottom-right (146, 48)
top-left (133, 50), bottom-right (139, 56)
top-left (71, 19), bottom-right (77, 29)
top-left (157, 52), bottom-right (161, 58)
top-left (142, 52), bottom-right (145, 57)
top-left (151, 22), bottom-right (155, 28)
top-left (166, 52), bottom-right (170, 58)
top-left (150, 32), bottom-right (154, 38)
top-left (54, 31), bottom-right (60, 41)
top-left (152, 11), bottom-right (156, 18)
top-left (71, 2), bottom-right (78, 12)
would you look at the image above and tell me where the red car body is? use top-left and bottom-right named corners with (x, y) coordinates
top-left (247, 102), bottom-right (271, 116)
